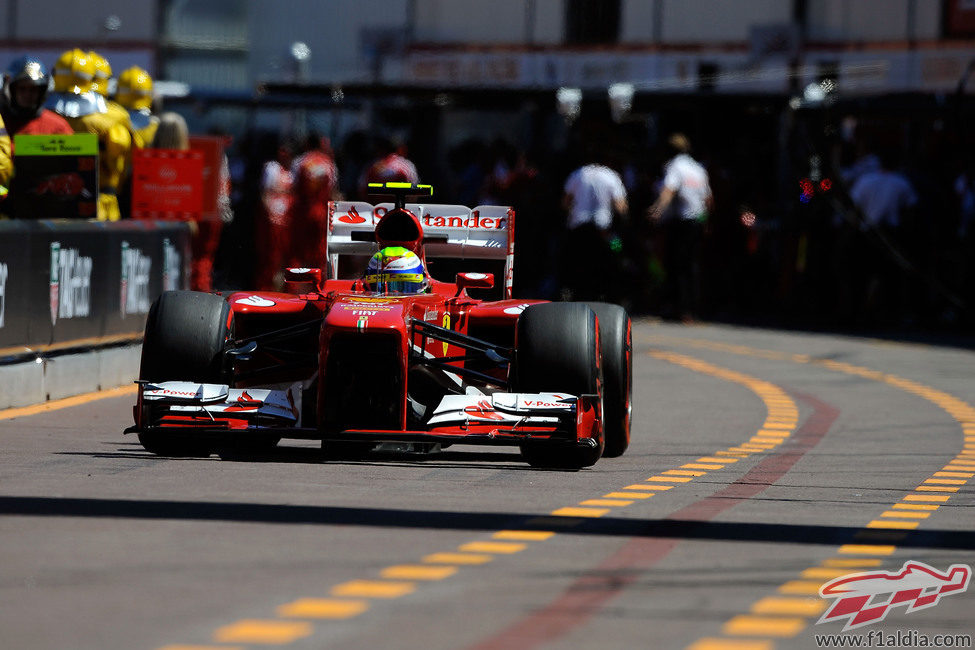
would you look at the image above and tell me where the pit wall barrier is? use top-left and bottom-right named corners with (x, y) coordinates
top-left (0, 220), bottom-right (191, 409)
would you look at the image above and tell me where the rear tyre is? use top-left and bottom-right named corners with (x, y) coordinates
top-left (587, 302), bottom-right (632, 458)
top-left (514, 302), bottom-right (603, 469)
top-left (138, 291), bottom-right (233, 457)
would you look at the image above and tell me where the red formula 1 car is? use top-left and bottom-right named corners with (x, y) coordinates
top-left (126, 183), bottom-right (631, 468)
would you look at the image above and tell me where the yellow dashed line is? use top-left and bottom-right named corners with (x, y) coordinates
top-left (423, 552), bottom-right (493, 565)
top-left (622, 484), bottom-right (657, 492)
top-left (866, 520), bottom-right (919, 530)
top-left (823, 558), bottom-right (884, 568)
top-left (647, 475), bottom-right (694, 483)
top-left (777, 581), bottom-right (825, 595)
top-left (665, 469), bottom-right (707, 476)
top-left (550, 506), bottom-right (609, 517)
top-left (934, 471), bottom-right (974, 478)
top-left (923, 478), bottom-right (967, 485)
top-left (880, 510), bottom-right (930, 519)
top-left (492, 530), bottom-right (555, 541)
top-left (604, 491), bottom-right (653, 499)
top-left (687, 639), bottom-right (773, 650)
top-left (837, 544), bottom-right (897, 555)
top-left (213, 620), bottom-right (313, 644)
top-left (331, 580), bottom-right (416, 599)
top-left (699, 456), bottom-right (738, 463)
top-left (276, 598), bottom-right (369, 619)
top-left (381, 565), bottom-right (458, 580)
top-left (903, 494), bottom-right (951, 502)
top-left (723, 615), bottom-right (806, 637)
top-left (915, 485), bottom-right (961, 492)
top-left (579, 498), bottom-right (632, 507)
top-left (682, 463), bottom-right (725, 470)
top-left (458, 541), bottom-right (526, 554)
top-left (892, 502), bottom-right (938, 510)
top-left (750, 596), bottom-right (827, 616)
top-left (800, 567), bottom-right (855, 580)
top-left (644, 483), bottom-right (674, 490)
top-left (715, 451), bottom-right (750, 457)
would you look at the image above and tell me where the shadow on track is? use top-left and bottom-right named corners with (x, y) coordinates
top-left (1, 495), bottom-right (971, 551)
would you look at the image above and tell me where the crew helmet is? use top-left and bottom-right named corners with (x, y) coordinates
top-left (3, 55), bottom-right (50, 117)
top-left (52, 48), bottom-right (95, 94)
top-left (116, 66), bottom-right (153, 110)
top-left (88, 51), bottom-right (112, 96)
top-left (364, 247), bottom-right (429, 294)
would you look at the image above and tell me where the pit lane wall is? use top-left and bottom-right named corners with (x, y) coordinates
top-left (0, 220), bottom-right (191, 409)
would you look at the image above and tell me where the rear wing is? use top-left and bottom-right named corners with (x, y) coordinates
top-left (327, 201), bottom-right (515, 297)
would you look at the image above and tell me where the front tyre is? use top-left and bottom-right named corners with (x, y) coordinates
top-left (587, 302), bottom-right (632, 458)
top-left (514, 302), bottom-right (603, 469)
top-left (138, 291), bottom-right (233, 457)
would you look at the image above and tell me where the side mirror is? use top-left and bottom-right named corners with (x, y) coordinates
top-left (284, 267), bottom-right (323, 290)
top-left (456, 272), bottom-right (494, 291)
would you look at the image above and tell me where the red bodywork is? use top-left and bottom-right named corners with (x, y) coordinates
top-left (133, 193), bottom-right (603, 452)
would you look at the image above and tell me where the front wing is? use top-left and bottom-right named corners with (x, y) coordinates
top-left (126, 381), bottom-right (602, 448)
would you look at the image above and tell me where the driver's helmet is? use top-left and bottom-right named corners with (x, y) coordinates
top-left (364, 246), bottom-right (429, 294)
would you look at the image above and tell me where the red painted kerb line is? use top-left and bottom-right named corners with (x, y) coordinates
top-left (469, 392), bottom-right (839, 650)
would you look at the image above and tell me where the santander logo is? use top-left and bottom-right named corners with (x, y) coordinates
top-left (337, 205), bottom-right (367, 224)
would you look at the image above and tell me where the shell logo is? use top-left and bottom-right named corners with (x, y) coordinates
top-left (235, 295), bottom-right (276, 307)
top-left (503, 303), bottom-right (531, 315)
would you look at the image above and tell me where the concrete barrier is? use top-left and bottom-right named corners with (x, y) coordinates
top-left (0, 344), bottom-right (142, 409)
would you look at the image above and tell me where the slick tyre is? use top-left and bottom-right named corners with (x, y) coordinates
top-left (587, 302), bottom-right (632, 458)
top-left (138, 291), bottom-right (233, 457)
top-left (514, 302), bottom-right (603, 469)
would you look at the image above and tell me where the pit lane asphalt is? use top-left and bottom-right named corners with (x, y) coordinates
top-left (1, 320), bottom-right (973, 650)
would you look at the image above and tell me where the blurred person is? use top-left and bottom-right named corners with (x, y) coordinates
top-left (648, 133), bottom-right (713, 322)
top-left (0, 56), bottom-right (72, 136)
top-left (357, 135), bottom-right (418, 199)
top-left (47, 48), bottom-right (131, 221)
top-left (953, 161), bottom-right (975, 240)
top-left (0, 113), bottom-right (11, 202)
top-left (562, 146), bottom-right (628, 302)
top-left (88, 51), bottom-right (130, 130)
top-left (255, 138), bottom-right (294, 290)
top-left (153, 112), bottom-right (228, 292)
top-left (0, 56), bottom-right (68, 218)
top-left (114, 65), bottom-right (159, 219)
top-left (497, 147), bottom-right (560, 298)
top-left (289, 131), bottom-right (338, 270)
top-left (114, 66), bottom-right (158, 148)
top-left (90, 51), bottom-right (140, 221)
top-left (848, 148), bottom-right (918, 326)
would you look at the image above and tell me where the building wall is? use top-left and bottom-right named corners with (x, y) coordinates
top-left (651, 0), bottom-right (792, 43)
top-left (0, 0), bottom-right (963, 94)
top-left (247, 0), bottom-right (409, 85)
top-left (0, 0), bottom-right (156, 40)
top-left (809, 0), bottom-right (941, 42)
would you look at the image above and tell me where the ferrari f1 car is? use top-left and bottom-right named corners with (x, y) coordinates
top-left (126, 183), bottom-right (632, 468)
